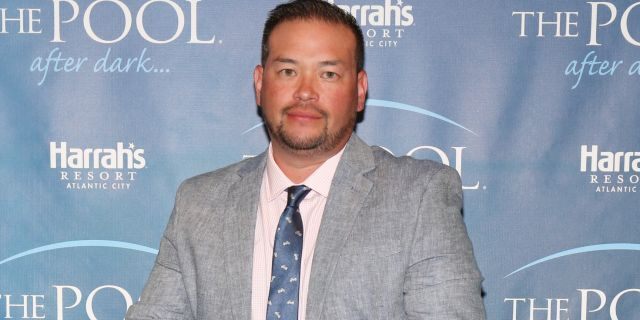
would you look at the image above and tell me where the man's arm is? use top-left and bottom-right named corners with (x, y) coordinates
top-left (403, 165), bottom-right (485, 319)
top-left (126, 191), bottom-right (195, 320)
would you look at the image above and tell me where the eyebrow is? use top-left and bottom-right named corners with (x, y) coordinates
top-left (272, 57), bottom-right (344, 67)
top-left (274, 57), bottom-right (297, 64)
top-left (319, 60), bottom-right (343, 67)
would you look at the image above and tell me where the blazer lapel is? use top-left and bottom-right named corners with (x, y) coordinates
top-left (306, 135), bottom-right (375, 320)
top-left (222, 154), bottom-right (266, 320)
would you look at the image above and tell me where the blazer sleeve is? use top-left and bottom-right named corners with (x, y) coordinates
top-left (403, 165), bottom-right (486, 319)
top-left (126, 187), bottom-right (195, 320)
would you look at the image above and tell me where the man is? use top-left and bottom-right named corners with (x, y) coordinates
top-left (126, 0), bottom-right (485, 319)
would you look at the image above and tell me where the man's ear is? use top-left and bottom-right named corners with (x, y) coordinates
top-left (356, 70), bottom-right (368, 112)
top-left (254, 65), bottom-right (264, 106)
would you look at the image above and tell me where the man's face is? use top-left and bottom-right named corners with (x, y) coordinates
top-left (254, 19), bottom-right (367, 155)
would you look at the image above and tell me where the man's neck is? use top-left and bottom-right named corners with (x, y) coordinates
top-left (271, 140), bottom-right (348, 184)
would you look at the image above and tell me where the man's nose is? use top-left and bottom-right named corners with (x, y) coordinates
top-left (294, 75), bottom-right (318, 102)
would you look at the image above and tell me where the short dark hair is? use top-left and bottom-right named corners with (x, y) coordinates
top-left (261, 0), bottom-right (365, 72)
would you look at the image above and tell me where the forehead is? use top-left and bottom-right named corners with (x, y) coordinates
top-left (266, 19), bottom-right (357, 64)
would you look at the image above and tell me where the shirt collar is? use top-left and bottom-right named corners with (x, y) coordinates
top-left (265, 143), bottom-right (346, 201)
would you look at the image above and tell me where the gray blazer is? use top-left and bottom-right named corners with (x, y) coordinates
top-left (126, 135), bottom-right (485, 319)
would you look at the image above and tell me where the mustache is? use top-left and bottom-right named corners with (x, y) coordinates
top-left (282, 104), bottom-right (328, 118)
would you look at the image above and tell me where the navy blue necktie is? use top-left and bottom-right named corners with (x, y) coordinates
top-left (266, 185), bottom-right (311, 320)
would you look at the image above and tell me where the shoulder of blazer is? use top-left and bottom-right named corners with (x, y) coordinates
top-left (368, 145), bottom-right (459, 187)
top-left (173, 151), bottom-right (267, 204)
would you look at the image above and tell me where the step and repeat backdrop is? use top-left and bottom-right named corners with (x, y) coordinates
top-left (2, 0), bottom-right (639, 319)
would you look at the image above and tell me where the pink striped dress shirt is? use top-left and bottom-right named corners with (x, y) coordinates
top-left (251, 144), bottom-right (345, 320)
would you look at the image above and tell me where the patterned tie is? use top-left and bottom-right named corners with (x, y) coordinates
top-left (266, 185), bottom-right (311, 320)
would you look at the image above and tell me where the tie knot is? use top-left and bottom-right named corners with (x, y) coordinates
top-left (286, 185), bottom-right (311, 209)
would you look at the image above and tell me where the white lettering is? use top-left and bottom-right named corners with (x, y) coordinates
top-left (579, 289), bottom-right (607, 319)
top-left (86, 285), bottom-right (133, 320)
top-left (588, 2), bottom-right (617, 46)
top-left (52, 0), bottom-right (79, 42)
top-left (137, 0), bottom-right (184, 44)
top-left (83, 0), bottom-right (132, 44)
top-left (54, 285), bottom-right (82, 320)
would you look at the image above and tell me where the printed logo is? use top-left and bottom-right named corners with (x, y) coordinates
top-left (1, 0), bottom-right (221, 85)
top-left (580, 145), bottom-right (640, 193)
top-left (326, 0), bottom-right (414, 48)
top-left (503, 243), bottom-right (640, 320)
top-left (49, 141), bottom-right (146, 190)
top-left (0, 240), bottom-right (158, 319)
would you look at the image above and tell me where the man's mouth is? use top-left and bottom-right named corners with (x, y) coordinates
top-left (285, 106), bottom-right (325, 121)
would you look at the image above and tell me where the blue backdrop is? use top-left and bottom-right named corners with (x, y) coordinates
top-left (2, 0), bottom-right (639, 319)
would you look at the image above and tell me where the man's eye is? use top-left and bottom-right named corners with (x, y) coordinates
top-left (322, 71), bottom-right (338, 79)
top-left (279, 69), bottom-right (296, 77)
